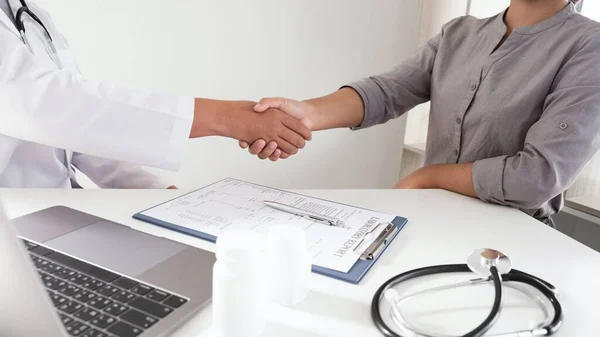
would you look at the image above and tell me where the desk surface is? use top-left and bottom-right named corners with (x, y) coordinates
top-left (2, 188), bottom-right (599, 337)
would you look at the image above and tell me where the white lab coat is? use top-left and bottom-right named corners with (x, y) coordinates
top-left (0, 0), bottom-right (194, 188)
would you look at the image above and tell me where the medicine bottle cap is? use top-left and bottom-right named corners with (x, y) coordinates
top-left (216, 230), bottom-right (264, 264)
top-left (267, 225), bottom-right (308, 255)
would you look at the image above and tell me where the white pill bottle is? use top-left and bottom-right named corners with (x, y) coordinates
top-left (266, 225), bottom-right (311, 307)
top-left (212, 230), bottom-right (266, 337)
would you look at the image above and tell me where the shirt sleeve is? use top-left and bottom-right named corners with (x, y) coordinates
top-left (472, 30), bottom-right (600, 210)
top-left (344, 33), bottom-right (441, 129)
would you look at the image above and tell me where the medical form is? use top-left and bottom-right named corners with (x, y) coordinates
top-left (137, 178), bottom-right (397, 273)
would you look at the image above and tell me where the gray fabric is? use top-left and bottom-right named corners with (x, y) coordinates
top-left (347, 3), bottom-right (600, 220)
top-left (0, 0), bottom-right (15, 26)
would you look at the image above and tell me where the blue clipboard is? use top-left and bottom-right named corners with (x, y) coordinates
top-left (133, 179), bottom-right (408, 284)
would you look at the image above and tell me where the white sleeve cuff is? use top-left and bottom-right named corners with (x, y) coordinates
top-left (162, 96), bottom-right (194, 171)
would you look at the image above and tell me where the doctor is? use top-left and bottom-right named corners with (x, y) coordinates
top-left (0, 0), bottom-right (311, 188)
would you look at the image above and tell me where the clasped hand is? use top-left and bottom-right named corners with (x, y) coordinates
top-left (238, 98), bottom-right (315, 161)
top-left (201, 100), bottom-right (311, 157)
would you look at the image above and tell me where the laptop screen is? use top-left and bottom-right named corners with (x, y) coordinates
top-left (0, 198), bottom-right (67, 337)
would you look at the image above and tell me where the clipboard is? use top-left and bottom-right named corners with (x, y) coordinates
top-left (311, 218), bottom-right (407, 284)
top-left (133, 179), bottom-right (408, 284)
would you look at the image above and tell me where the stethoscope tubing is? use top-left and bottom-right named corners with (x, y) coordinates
top-left (502, 272), bottom-right (562, 334)
top-left (371, 264), bottom-right (562, 337)
top-left (464, 266), bottom-right (501, 337)
top-left (372, 264), bottom-right (470, 337)
top-left (13, 0), bottom-right (53, 41)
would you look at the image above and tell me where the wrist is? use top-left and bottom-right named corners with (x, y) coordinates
top-left (301, 100), bottom-right (321, 131)
top-left (190, 98), bottom-right (235, 138)
top-left (418, 165), bottom-right (441, 189)
top-left (303, 87), bottom-right (364, 130)
top-left (428, 165), bottom-right (447, 189)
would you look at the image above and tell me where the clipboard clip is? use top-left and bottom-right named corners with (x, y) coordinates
top-left (353, 222), bottom-right (398, 260)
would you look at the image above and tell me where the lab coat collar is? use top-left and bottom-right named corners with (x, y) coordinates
top-left (7, 0), bottom-right (19, 12)
top-left (0, 0), bottom-right (22, 38)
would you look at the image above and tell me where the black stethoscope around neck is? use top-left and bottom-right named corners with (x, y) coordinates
top-left (12, 0), bottom-right (52, 40)
top-left (371, 248), bottom-right (563, 337)
top-left (8, 0), bottom-right (62, 69)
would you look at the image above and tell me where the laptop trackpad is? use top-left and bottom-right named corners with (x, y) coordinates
top-left (45, 221), bottom-right (186, 277)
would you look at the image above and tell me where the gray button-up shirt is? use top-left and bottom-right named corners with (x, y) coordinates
top-left (348, 4), bottom-right (600, 220)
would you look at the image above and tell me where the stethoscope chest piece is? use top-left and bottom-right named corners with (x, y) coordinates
top-left (466, 248), bottom-right (511, 277)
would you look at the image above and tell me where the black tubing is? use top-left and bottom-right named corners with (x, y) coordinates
top-left (371, 265), bottom-right (560, 337)
top-left (463, 266), bottom-right (502, 337)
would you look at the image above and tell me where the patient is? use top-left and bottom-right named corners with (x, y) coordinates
top-left (240, 0), bottom-right (600, 225)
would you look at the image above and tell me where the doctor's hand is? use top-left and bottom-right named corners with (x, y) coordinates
top-left (239, 98), bottom-right (316, 161)
top-left (190, 99), bottom-right (312, 155)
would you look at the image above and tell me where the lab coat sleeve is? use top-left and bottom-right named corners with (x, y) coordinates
top-left (0, 28), bottom-right (194, 171)
top-left (62, 34), bottom-right (172, 189)
top-left (71, 153), bottom-right (170, 189)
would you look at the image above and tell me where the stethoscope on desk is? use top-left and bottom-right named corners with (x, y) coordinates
top-left (10, 0), bottom-right (61, 67)
top-left (371, 249), bottom-right (563, 337)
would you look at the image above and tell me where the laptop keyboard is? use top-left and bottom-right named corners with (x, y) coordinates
top-left (22, 239), bottom-right (189, 337)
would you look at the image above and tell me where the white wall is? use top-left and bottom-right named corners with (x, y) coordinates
top-left (35, 0), bottom-right (422, 189)
top-left (469, 0), bottom-right (510, 18)
top-left (582, 0), bottom-right (600, 22)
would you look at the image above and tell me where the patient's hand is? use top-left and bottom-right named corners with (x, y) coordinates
top-left (239, 98), bottom-right (315, 161)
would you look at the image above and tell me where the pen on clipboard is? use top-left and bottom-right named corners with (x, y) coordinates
top-left (263, 201), bottom-right (345, 227)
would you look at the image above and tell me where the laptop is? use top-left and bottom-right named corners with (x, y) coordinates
top-left (0, 202), bottom-right (215, 337)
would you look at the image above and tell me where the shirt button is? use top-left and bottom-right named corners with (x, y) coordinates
top-left (456, 118), bottom-right (462, 124)
top-left (559, 122), bottom-right (568, 130)
top-left (453, 149), bottom-right (459, 156)
top-left (470, 84), bottom-right (477, 91)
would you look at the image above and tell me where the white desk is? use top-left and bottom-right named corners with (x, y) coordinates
top-left (2, 188), bottom-right (599, 337)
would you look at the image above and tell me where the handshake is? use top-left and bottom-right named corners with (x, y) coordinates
top-left (238, 98), bottom-right (316, 161)
top-left (190, 88), bottom-right (364, 161)
top-left (190, 96), bottom-right (320, 161)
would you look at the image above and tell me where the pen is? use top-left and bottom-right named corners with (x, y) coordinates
top-left (263, 201), bottom-right (345, 227)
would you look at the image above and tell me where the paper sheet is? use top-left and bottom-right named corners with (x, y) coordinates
top-left (140, 178), bottom-right (397, 273)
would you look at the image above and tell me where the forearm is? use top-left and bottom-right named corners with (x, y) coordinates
top-left (399, 163), bottom-right (477, 198)
top-left (190, 98), bottom-right (237, 138)
top-left (300, 31), bottom-right (438, 132)
top-left (432, 163), bottom-right (477, 198)
top-left (303, 88), bottom-right (365, 130)
top-left (194, 98), bottom-right (311, 155)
